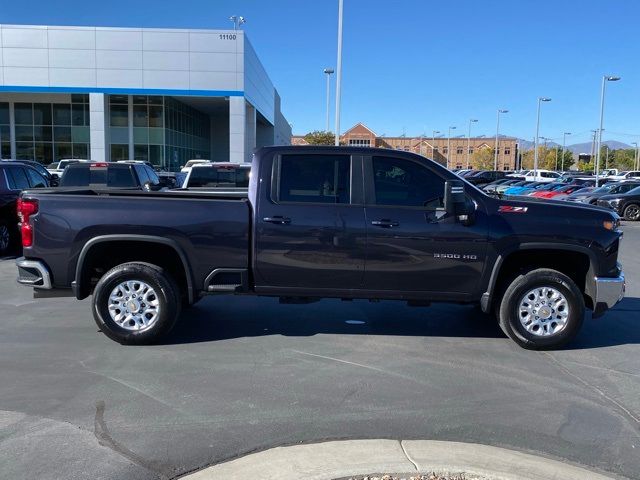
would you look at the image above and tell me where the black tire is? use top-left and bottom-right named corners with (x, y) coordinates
top-left (622, 203), bottom-right (640, 221)
top-left (92, 262), bottom-right (181, 345)
top-left (498, 268), bottom-right (584, 350)
top-left (0, 220), bottom-right (18, 256)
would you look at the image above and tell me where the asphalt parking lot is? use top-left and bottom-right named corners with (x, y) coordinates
top-left (0, 225), bottom-right (638, 480)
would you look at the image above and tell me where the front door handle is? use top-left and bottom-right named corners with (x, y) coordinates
top-left (371, 219), bottom-right (399, 228)
top-left (263, 216), bottom-right (291, 225)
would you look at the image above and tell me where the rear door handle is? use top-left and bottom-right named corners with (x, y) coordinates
top-left (263, 216), bottom-right (291, 225)
top-left (371, 219), bottom-right (399, 228)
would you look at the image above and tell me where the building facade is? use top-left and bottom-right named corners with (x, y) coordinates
top-left (0, 24), bottom-right (291, 168)
top-left (292, 123), bottom-right (518, 170)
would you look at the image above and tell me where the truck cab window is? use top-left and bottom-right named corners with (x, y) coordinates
top-left (372, 156), bottom-right (444, 209)
top-left (6, 167), bottom-right (31, 190)
top-left (278, 154), bottom-right (350, 203)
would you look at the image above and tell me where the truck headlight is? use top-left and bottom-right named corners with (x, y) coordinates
top-left (609, 199), bottom-right (621, 207)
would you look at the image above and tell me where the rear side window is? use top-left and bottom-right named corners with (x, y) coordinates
top-left (188, 166), bottom-right (251, 188)
top-left (145, 166), bottom-right (160, 185)
top-left (5, 167), bottom-right (30, 190)
top-left (278, 155), bottom-right (350, 203)
top-left (372, 156), bottom-right (444, 208)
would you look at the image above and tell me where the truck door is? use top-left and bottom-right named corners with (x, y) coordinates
top-left (363, 155), bottom-right (488, 295)
top-left (255, 153), bottom-right (366, 290)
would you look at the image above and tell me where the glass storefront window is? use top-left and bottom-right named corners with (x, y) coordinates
top-left (134, 144), bottom-right (149, 161)
top-left (53, 104), bottom-right (71, 126)
top-left (54, 126), bottom-right (72, 143)
top-left (111, 144), bottom-right (128, 161)
top-left (110, 104), bottom-right (128, 127)
top-left (34, 126), bottom-right (53, 142)
top-left (54, 143), bottom-right (72, 159)
top-left (33, 104), bottom-right (52, 125)
top-left (15, 126), bottom-right (33, 142)
top-left (15, 103), bottom-right (33, 125)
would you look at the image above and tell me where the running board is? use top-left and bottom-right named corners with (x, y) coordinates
top-left (205, 268), bottom-right (248, 293)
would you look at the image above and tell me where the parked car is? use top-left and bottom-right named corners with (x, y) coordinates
top-left (523, 170), bottom-right (561, 183)
top-left (16, 146), bottom-right (624, 350)
top-left (503, 181), bottom-right (544, 196)
top-left (1, 159), bottom-right (58, 186)
top-left (0, 162), bottom-right (49, 255)
top-left (481, 178), bottom-right (513, 193)
top-left (530, 184), bottom-right (586, 200)
top-left (609, 171), bottom-right (640, 181)
top-left (597, 185), bottom-right (640, 221)
top-left (465, 170), bottom-right (508, 186)
top-left (60, 161), bottom-right (162, 190)
top-left (182, 162), bottom-right (251, 190)
top-left (495, 180), bottom-right (530, 194)
top-left (46, 158), bottom-right (92, 176)
top-left (180, 159), bottom-right (211, 173)
top-left (566, 181), bottom-right (640, 205)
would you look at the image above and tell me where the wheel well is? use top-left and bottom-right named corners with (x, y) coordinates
top-left (493, 249), bottom-right (592, 310)
top-left (77, 241), bottom-right (189, 301)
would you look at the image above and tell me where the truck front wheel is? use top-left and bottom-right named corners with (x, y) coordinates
top-left (498, 268), bottom-right (584, 350)
top-left (92, 262), bottom-right (181, 345)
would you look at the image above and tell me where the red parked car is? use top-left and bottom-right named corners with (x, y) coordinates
top-left (531, 184), bottom-right (584, 199)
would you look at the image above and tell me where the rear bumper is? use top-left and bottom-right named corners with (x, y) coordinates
top-left (16, 257), bottom-right (52, 289)
top-left (592, 269), bottom-right (625, 317)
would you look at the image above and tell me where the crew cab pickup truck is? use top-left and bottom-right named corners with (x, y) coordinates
top-left (16, 146), bottom-right (625, 349)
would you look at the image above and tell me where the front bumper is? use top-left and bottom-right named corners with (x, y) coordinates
top-left (593, 269), bottom-right (625, 317)
top-left (16, 257), bottom-right (52, 289)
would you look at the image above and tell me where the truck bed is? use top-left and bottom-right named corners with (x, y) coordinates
top-left (23, 188), bottom-right (251, 291)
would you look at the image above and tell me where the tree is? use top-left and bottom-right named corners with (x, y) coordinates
top-left (303, 130), bottom-right (335, 145)
top-left (470, 147), bottom-right (494, 170)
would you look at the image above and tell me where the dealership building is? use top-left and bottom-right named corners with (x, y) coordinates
top-left (0, 24), bottom-right (291, 168)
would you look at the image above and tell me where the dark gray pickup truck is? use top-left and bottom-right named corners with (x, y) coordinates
top-left (16, 146), bottom-right (625, 349)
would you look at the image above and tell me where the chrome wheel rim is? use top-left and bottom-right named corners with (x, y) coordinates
top-left (0, 225), bottom-right (10, 252)
top-left (108, 280), bottom-right (161, 331)
top-left (518, 286), bottom-right (569, 337)
top-left (625, 205), bottom-right (640, 220)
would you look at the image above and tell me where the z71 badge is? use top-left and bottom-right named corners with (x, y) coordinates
top-left (498, 205), bottom-right (528, 213)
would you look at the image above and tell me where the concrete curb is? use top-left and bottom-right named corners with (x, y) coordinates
top-left (181, 439), bottom-right (617, 480)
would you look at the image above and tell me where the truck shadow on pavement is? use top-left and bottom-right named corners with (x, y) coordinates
top-left (162, 296), bottom-right (640, 350)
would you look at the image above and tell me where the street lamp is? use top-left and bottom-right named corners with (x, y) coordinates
top-left (494, 109), bottom-right (508, 170)
top-left (534, 97), bottom-right (551, 177)
top-left (334, 0), bottom-right (344, 146)
top-left (229, 16), bottom-right (246, 30)
top-left (431, 130), bottom-right (440, 159)
top-left (596, 75), bottom-right (621, 184)
top-left (632, 142), bottom-right (639, 171)
top-left (323, 68), bottom-right (334, 132)
top-left (467, 119), bottom-right (478, 169)
top-left (447, 126), bottom-right (457, 169)
top-left (560, 132), bottom-right (571, 171)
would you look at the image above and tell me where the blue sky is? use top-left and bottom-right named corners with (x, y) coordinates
top-left (2, 0), bottom-right (639, 145)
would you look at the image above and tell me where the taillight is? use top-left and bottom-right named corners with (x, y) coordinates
top-left (17, 198), bottom-right (39, 247)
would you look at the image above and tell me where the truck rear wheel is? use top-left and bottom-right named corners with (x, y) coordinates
top-left (92, 262), bottom-right (181, 345)
top-left (498, 268), bottom-right (584, 350)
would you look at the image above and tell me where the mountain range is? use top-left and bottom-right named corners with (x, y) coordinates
top-left (513, 137), bottom-right (632, 154)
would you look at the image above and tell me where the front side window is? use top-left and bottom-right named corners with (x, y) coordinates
top-left (26, 168), bottom-right (47, 188)
top-left (278, 154), bottom-right (350, 203)
top-left (372, 156), bottom-right (444, 209)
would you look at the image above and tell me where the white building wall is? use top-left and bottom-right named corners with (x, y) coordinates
top-left (89, 93), bottom-right (107, 161)
top-left (228, 96), bottom-right (245, 164)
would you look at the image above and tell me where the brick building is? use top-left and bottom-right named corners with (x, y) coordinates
top-left (292, 122), bottom-right (518, 170)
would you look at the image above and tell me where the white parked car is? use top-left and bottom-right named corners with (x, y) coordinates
top-left (523, 170), bottom-right (561, 183)
top-left (46, 159), bottom-right (93, 176)
top-left (180, 159), bottom-right (211, 173)
top-left (609, 170), bottom-right (640, 181)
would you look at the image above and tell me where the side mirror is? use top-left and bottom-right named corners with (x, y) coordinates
top-left (444, 180), bottom-right (474, 224)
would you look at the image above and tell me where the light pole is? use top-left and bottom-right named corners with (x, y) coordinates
top-left (632, 142), bottom-right (639, 171)
top-left (560, 132), bottom-right (571, 171)
top-left (604, 145), bottom-right (610, 169)
top-left (447, 126), bottom-right (456, 169)
top-left (431, 130), bottom-right (440, 160)
top-left (467, 119), bottom-right (478, 169)
top-left (596, 75), bottom-right (621, 185)
top-left (534, 97), bottom-right (551, 177)
top-left (229, 16), bottom-right (246, 30)
top-left (323, 68), bottom-right (334, 132)
top-left (334, 0), bottom-right (344, 146)
top-left (494, 109), bottom-right (508, 170)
